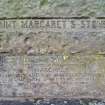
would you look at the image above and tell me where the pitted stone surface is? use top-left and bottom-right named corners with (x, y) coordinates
top-left (0, 99), bottom-right (104, 105)
top-left (0, 18), bottom-right (105, 99)
top-left (0, 19), bottom-right (105, 55)
top-left (1, 0), bottom-right (105, 102)
top-left (0, 0), bottom-right (105, 17)
top-left (0, 55), bottom-right (105, 99)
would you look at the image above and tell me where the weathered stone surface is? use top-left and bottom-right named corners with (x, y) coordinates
top-left (0, 19), bottom-right (105, 55)
top-left (0, 99), bottom-right (103, 105)
top-left (0, 0), bottom-right (105, 17)
top-left (0, 99), bottom-right (104, 105)
top-left (0, 18), bottom-right (105, 100)
top-left (1, 0), bottom-right (105, 102)
top-left (0, 55), bottom-right (105, 99)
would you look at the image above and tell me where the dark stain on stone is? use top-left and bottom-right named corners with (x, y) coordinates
top-left (0, 99), bottom-right (104, 105)
top-left (18, 33), bottom-right (23, 37)
top-left (0, 56), bottom-right (6, 71)
top-left (24, 37), bottom-right (30, 43)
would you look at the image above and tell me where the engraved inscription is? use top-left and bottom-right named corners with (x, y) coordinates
top-left (0, 19), bottom-right (105, 100)
top-left (0, 55), bottom-right (104, 99)
top-left (0, 19), bottom-right (105, 55)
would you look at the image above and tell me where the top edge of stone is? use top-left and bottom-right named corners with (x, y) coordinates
top-left (0, 0), bottom-right (105, 18)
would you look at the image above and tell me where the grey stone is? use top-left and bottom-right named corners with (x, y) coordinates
top-left (0, 0), bottom-right (105, 17)
top-left (0, 55), bottom-right (104, 99)
top-left (0, 19), bottom-right (105, 55)
top-left (0, 0), bottom-right (105, 102)
top-left (0, 99), bottom-right (105, 105)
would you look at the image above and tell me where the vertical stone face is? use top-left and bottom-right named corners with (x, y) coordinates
top-left (0, 19), bottom-right (105, 55)
top-left (0, 55), bottom-right (105, 99)
top-left (0, 0), bottom-right (105, 104)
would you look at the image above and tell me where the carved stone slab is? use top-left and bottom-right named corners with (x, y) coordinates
top-left (0, 55), bottom-right (105, 99)
top-left (0, 19), bottom-right (105, 55)
top-left (0, 18), bottom-right (105, 100)
top-left (1, 0), bottom-right (105, 104)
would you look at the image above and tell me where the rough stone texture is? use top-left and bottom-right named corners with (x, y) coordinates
top-left (0, 0), bottom-right (105, 104)
top-left (0, 55), bottom-right (105, 99)
top-left (0, 0), bottom-right (105, 17)
top-left (0, 99), bottom-right (104, 105)
top-left (0, 19), bottom-right (105, 55)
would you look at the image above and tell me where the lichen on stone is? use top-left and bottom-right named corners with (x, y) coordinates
top-left (0, 0), bottom-right (105, 17)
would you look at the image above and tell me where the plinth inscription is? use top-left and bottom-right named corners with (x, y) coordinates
top-left (0, 55), bottom-right (104, 99)
top-left (0, 19), bottom-right (105, 55)
top-left (0, 18), bottom-right (105, 99)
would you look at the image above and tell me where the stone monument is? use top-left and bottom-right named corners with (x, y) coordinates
top-left (0, 0), bottom-right (105, 105)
